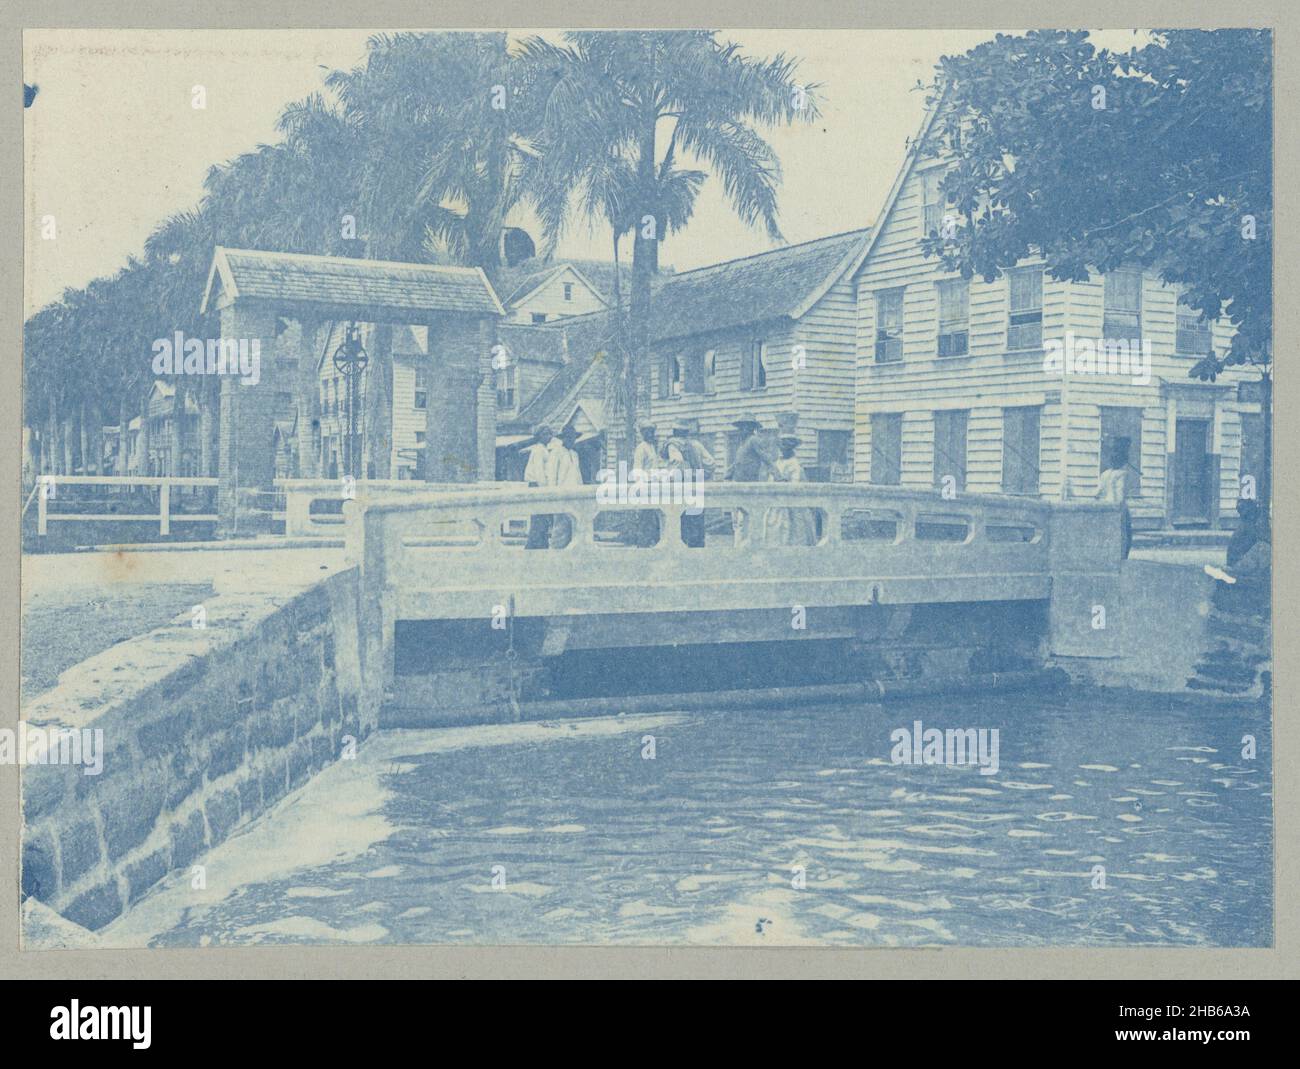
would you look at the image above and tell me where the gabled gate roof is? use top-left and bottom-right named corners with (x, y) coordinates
top-left (201, 247), bottom-right (505, 320)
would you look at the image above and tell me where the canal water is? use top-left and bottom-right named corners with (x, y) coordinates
top-left (107, 687), bottom-right (1271, 948)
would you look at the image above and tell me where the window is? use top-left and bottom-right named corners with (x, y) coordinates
top-left (495, 364), bottom-right (517, 410)
top-left (817, 429), bottom-right (853, 482)
top-left (658, 354), bottom-right (683, 399)
top-left (683, 350), bottom-right (708, 394)
top-left (741, 341), bottom-right (766, 391)
top-left (921, 168), bottom-right (945, 235)
top-left (1099, 406), bottom-right (1143, 498)
top-left (1103, 269), bottom-right (1142, 340)
top-left (531, 312), bottom-right (548, 324)
top-left (703, 349), bottom-right (717, 395)
top-left (875, 289), bottom-right (904, 362)
top-left (937, 279), bottom-right (970, 357)
top-left (413, 368), bottom-right (428, 410)
top-left (563, 282), bottom-right (574, 302)
top-left (1002, 406), bottom-right (1041, 495)
top-left (1008, 267), bottom-right (1044, 351)
top-left (870, 412), bottom-right (902, 485)
top-left (1176, 289), bottom-right (1213, 356)
top-left (414, 431), bottom-right (426, 444)
top-left (932, 409), bottom-right (969, 492)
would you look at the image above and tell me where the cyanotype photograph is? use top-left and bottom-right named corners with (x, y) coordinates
top-left (16, 27), bottom-right (1273, 949)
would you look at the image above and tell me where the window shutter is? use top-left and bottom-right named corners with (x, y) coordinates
top-left (1002, 406), bottom-right (1041, 494)
top-left (933, 410), bottom-right (968, 491)
top-left (871, 413), bottom-right (902, 485)
top-left (740, 342), bottom-right (755, 390)
top-left (684, 351), bottom-right (704, 394)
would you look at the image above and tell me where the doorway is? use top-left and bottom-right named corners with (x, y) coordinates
top-left (1172, 418), bottom-right (1212, 526)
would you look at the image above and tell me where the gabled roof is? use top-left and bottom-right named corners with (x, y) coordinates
top-left (646, 228), bottom-right (872, 343)
top-left (495, 259), bottom-right (614, 310)
top-left (201, 247), bottom-right (505, 318)
top-left (821, 84), bottom-right (949, 299)
top-left (499, 311), bottom-right (617, 434)
top-left (497, 322), bottom-right (570, 365)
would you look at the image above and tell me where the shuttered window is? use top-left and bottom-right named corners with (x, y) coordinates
top-left (1099, 406), bottom-right (1143, 497)
top-left (1103, 269), bottom-right (1142, 340)
top-left (683, 350), bottom-right (706, 394)
top-left (741, 340), bottom-right (766, 391)
top-left (703, 349), bottom-right (717, 395)
top-left (875, 289), bottom-right (904, 362)
top-left (1002, 405), bottom-right (1041, 495)
top-left (921, 168), bottom-right (945, 235)
top-left (1176, 288), bottom-right (1213, 356)
top-left (870, 412), bottom-right (902, 485)
top-left (933, 409), bottom-right (969, 491)
top-left (937, 278), bottom-right (970, 357)
top-left (1008, 267), bottom-right (1044, 351)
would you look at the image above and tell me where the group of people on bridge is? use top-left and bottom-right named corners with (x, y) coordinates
top-left (519, 412), bottom-right (818, 550)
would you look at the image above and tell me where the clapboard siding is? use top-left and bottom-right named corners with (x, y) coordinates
top-left (850, 128), bottom-right (1259, 527)
top-left (794, 277), bottom-right (857, 425)
top-left (648, 321), bottom-right (805, 468)
top-left (505, 266), bottom-right (608, 324)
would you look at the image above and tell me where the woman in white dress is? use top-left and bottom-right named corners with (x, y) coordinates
top-left (766, 436), bottom-right (817, 545)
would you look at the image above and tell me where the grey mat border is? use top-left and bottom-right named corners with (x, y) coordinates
top-left (0, 0), bottom-right (1292, 980)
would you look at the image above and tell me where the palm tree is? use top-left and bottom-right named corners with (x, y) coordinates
top-left (302, 33), bottom-right (542, 480)
top-left (518, 31), bottom-right (819, 449)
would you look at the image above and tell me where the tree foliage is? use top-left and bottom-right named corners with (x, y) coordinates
top-left (921, 28), bottom-right (1272, 379)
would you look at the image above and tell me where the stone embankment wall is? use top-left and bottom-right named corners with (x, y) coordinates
top-left (21, 568), bottom-right (367, 931)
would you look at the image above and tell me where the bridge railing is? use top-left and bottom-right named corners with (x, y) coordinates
top-left (278, 478), bottom-right (521, 539)
top-left (356, 482), bottom-right (1110, 616)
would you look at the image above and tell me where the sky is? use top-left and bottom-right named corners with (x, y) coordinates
top-left (23, 28), bottom-right (1140, 314)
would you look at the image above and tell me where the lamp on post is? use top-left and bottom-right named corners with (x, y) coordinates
top-left (332, 323), bottom-right (368, 480)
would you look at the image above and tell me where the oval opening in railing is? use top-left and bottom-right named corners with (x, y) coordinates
top-left (915, 514), bottom-right (972, 542)
top-left (841, 509), bottom-right (903, 543)
top-left (984, 522), bottom-right (1042, 544)
top-left (497, 512), bottom-right (583, 549)
top-left (593, 509), bottom-right (663, 548)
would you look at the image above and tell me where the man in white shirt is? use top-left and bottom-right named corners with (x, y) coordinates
top-left (524, 425), bottom-right (556, 549)
top-left (549, 425), bottom-right (585, 548)
top-left (629, 424), bottom-right (662, 547)
top-left (632, 424), bottom-right (661, 475)
top-left (523, 425), bottom-right (556, 488)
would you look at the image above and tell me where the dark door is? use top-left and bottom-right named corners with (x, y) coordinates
top-left (1172, 418), bottom-right (1212, 525)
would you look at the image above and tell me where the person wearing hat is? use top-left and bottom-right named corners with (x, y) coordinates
top-left (726, 414), bottom-right (776, 482)
top-left (524, 424), bottom-right (556, 549)
top-left (629, 424), bottom-right (663, 547)
top-left (766, 434), bottom-right (816, 545)
top-left (665, 419), bottom-right (716, 548)
top-left (632, 423), bottom-right (661, 476)
top-left (548, 425), bottom-right (585, 548)
top-left (727, 414), bottom-right (776, 547)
